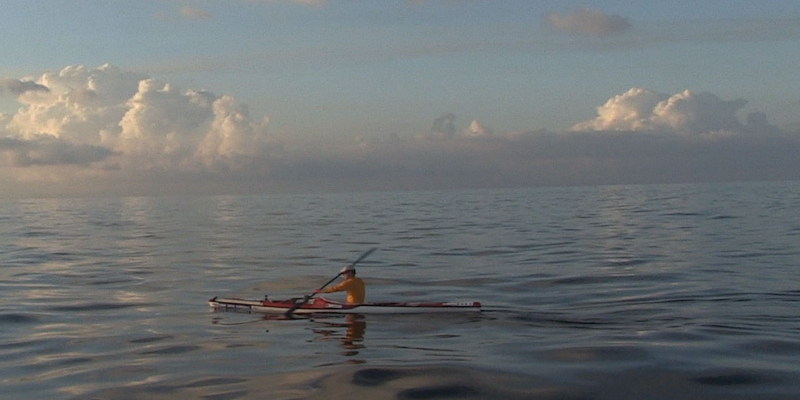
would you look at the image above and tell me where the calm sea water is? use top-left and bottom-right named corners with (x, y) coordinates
top-left (1, 182), bottom-right (799, 399)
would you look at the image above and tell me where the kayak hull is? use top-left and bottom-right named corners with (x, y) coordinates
top-left (209, 296), bottom-right (481, 314)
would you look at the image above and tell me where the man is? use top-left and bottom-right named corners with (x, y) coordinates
top-left (314, 264), bottom-right (365, 304)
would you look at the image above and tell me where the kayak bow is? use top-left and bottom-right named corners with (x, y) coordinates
top-left (209, 296), bottom-right (481, 314)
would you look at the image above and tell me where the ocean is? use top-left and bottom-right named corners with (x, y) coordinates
top-left (1, 181), bottom-right (799, 399)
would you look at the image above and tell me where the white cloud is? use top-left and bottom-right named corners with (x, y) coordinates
top-left (466, 119), bottom-right (492, 136)
top-left (571, 87), bottom-right (777, 135)
top-left (8, 65), bottom-right (143, 150)
top-left (545, 8), bottom-right (632, 37)
top-left (1, 64), bottom-right (271, 176)
top-left (430, 115), bottom-right (492, 138)
top-left (196, 95), bottom-right (270, 170)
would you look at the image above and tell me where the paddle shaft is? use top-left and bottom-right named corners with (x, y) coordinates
top-left (315, 273), bottom-right (344, 294)
top-left (285, 248), bottom-right (376, 316)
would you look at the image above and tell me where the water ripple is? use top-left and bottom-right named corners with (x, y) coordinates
top-left (1, 182), bottom-right (799, 399)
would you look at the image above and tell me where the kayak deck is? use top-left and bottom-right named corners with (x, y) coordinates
top-left (209, 296), bottom-right (481, 314)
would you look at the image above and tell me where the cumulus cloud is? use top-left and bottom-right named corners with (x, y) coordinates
top-left (545, 8), bottom-right (632, 37)
top-left (1, 64), bottom-right (270, 177)
top-left (431, 116), bottom-right (492, 138)
top-left (572, 87), bottom-right (778, 136)
top-left (466, 120), bottom-right (492, 136)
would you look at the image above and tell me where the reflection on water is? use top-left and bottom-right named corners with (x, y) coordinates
top-left (311, 314), bottom-right (367, 360)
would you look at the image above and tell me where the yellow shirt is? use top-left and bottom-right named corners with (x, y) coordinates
top-left (321, 276), bottom-right (365, 304)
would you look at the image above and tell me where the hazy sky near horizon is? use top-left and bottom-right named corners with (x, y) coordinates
top-left (1, 0), bottom-right (799, 197)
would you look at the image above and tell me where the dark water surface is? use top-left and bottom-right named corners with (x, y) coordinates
top-left (1, 182), bottom-right (799, 399)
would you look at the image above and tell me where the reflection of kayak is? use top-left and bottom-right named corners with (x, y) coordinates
top-left (209, 296), bottom-right (482, 314)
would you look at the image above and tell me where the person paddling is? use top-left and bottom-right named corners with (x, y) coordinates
top-left (314, 264), bottom-right (365, 304)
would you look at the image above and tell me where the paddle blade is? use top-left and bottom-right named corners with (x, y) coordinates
top-left (350, 247), bottom-right (377, 267)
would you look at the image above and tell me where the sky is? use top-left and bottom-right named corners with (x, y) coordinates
top-left (1, 0), bottom-right (799, 198)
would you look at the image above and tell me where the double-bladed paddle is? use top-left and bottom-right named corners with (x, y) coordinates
top-left (285, 247), bottom-right (377, 317)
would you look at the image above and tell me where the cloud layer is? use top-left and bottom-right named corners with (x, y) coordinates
top-left (1, 64), bottom-right (797, 197)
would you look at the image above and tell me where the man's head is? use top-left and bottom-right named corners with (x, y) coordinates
top-left (340, 264), bottom-right (356, 277)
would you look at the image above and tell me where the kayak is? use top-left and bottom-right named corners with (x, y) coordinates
top-left (209, 296), bottom-right (482, 314)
